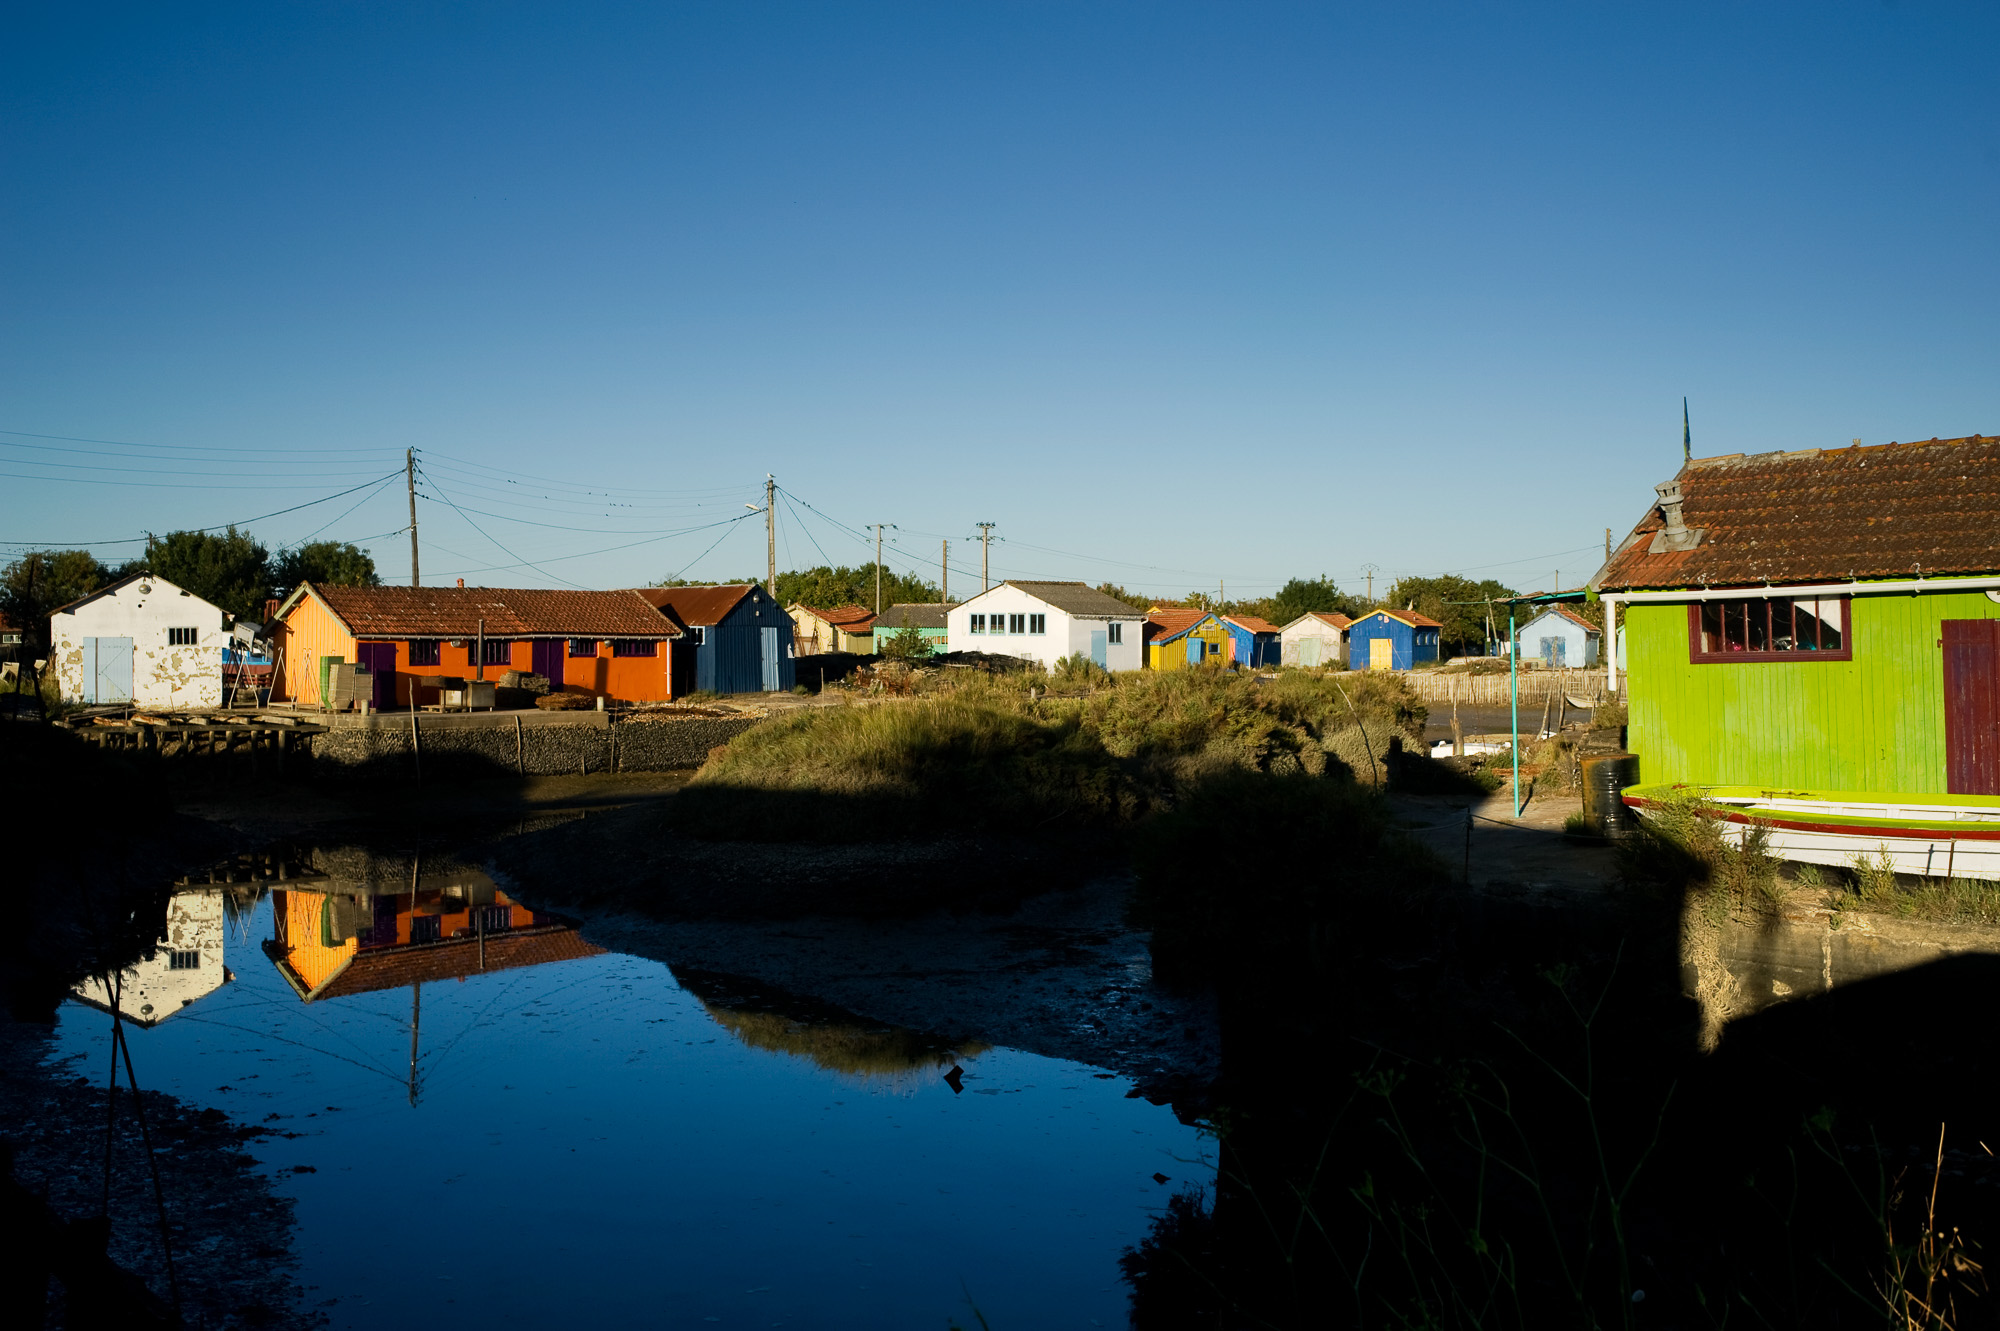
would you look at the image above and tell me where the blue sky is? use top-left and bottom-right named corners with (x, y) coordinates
top-left (4, 3), bottom-right (1995, 600)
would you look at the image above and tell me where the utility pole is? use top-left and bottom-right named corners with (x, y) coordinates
top-left (1605, 527), bottom-right (1612, 563)
top-left (765, 475), bottom-right (777, 599)
top-left (867, 523), bottom-right (894, 614)
top-left (940, 539), bottom-right (948, 605)
top-left (1362, 563), bottom-right (1379, 605)
top-left (406, 449), bottom-right (420, 586)
top-left (973, 522), bottom-right (996, 592)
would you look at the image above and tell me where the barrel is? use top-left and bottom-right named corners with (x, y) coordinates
top-left (1580, 752), bottom-right (1641, 837)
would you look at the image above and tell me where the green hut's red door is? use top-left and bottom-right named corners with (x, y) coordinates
top-left (1943, 620), bottom-right (2000, 795)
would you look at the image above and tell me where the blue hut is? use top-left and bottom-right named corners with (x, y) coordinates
top-left (1219, 615), bottom-right (1283, 669)
top-left (638, 584), bottom-right (797, 695)
top-left (1348, 609), bottom-right (1443, 671)
top-left (1517, 605), bottom-right (1601, 668)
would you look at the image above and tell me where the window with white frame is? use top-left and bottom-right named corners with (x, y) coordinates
top-left (1107, 622), bottom-right (1122, 645)
top-left (167, 627), bottom-right (198, 646)
top-left (1028, 614), bottom-right (1045, 635)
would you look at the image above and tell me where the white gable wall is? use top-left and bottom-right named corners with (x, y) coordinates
top-left (72, 887), bottom-right (229, 1024)
top-left (1280, 617), bottom-right (1348, 667)
top-left (53, 576), bottom-right (229, 708)
top-left (946, 585), bottom-right (1146, 671)
top-left (1520, 609), bottom-right (1601, 668)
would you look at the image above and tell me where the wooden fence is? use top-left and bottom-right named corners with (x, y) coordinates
top-left (1397, 669), bottom-right (1605, 706)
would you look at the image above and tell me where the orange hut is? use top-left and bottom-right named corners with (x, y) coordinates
top-left (270, 583), bottom-right (682, 709)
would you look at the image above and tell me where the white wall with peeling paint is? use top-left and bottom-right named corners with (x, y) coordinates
top-left (52, 574), bottom-right (229, 708)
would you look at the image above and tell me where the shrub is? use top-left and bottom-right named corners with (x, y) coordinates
top-left (1618, 791), bottom-right (1780, 917)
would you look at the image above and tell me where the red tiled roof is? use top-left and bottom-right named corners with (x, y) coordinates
top-left (310, 928), bottom-right (605, 1001)
top-left (1223, 615), bottom-right (1282, 635)
top-left (1531, 605), bottom-right (1602, 634)
top-left (794, 603), bottom-right (876, 630)
top-left (1364, 609), bottom-right (1444, 629)
top-left (1145, 609), bottom-right (1214, 642)
top-left (1596, 435), bottom-right (2000, 592)
top-left (300, 585), bottom-right (678, 639)
top-left (635, 585), bottom-right (753, 628)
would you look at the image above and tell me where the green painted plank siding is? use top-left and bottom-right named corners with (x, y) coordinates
top-left (1626, 591), bottom-right (2000, 794)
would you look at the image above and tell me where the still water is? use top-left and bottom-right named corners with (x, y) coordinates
top-left (55, 866), bottom-right (1209, 1329)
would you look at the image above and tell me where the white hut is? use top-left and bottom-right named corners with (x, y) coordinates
top-left (52, 573), bottom-right (230, 708)
top-left (1279, 611), bottom-right (1352, 668)
top-left (946, 581), bottom-right (1148, 671)
top-left (1519, 605), bottom-right (1602, 668)
top-left (71, 887), bottom-right (231, 1026)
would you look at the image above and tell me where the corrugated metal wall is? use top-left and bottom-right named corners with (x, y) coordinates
top-left (697, 590), bottom-right (797, 694)
top-left (1626, 591), bottom-right (2000, 793)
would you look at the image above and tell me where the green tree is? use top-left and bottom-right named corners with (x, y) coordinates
top-left (272, 541), bottom-right (381, 595)
top-left (1, 550), bottom-right (114, 655)
top-left (1266, 576), bottom-right (1363, 626)
top-left (879, 611), bottom-right (935, 660)
top-left (1380, 575), bottom-right (1517, 657)
top-left (1092, 582), bottom-right (1154, 611)
top-left (769, 564), bottom-right (942, 611)
top-left (145, 527), bottom-right (272, 620)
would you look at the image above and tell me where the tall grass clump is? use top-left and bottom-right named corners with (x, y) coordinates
top-left (1823, 847), bottom-right (2000, 925)
top-left (1618, 790), bottom-right (1781, 919)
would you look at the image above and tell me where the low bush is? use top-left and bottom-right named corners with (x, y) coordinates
top-left (1618, 790), bottom-right (1781, 917)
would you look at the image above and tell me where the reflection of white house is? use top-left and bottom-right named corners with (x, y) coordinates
top-left (72, 887), bottom-right (232, 1026)
top-left (944, 581), bottom-right (1148, 671)
top-left (1280, 612), bottom-right (1352, 668)
top-left (52, 573), bottom-right (230, 708)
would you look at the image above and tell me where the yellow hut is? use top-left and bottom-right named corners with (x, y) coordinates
top-left (1144, 609), bottom-right (1231, 670)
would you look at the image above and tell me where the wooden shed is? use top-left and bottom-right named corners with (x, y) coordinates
top-left (1219, 615), bottom-right (1283, 668)
top-left (1347, 609), bottom-right (1443, 671)
top-left (270, 583), bottom-right (681, 709)
top-left (790, 603), bottom-right (877, 654)
top-left (1594, 433), bottom-right (2000, 795)
top-left (1144, 609), bottom-right (1231, 670)
top-left (1518, 605), bottom-right (1601, 668)
top-left (1280, 611), bottom-right (1351, 668)
top-left (638, 584), bottom-right (797, 695)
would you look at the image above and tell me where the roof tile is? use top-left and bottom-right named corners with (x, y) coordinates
top-left (306, 585), bottom-right (678, 639)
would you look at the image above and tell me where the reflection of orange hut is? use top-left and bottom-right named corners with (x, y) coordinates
top-left (265, 872), bottom-right (603, 1003)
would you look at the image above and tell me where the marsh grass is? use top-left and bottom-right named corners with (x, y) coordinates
top-left (1824, 859), bottom-right (2000, 926)
top-left (678, 669), bottom-right (1432, 842)
top-left (1618, 790), bottom-right (1782, 918)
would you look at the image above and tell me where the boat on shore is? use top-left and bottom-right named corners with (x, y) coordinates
top-left (1621, 783), bottom-right (2000, 881)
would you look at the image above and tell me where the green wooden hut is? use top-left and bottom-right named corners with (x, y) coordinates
top-left (1592, 434), bottom-right (2000, 796)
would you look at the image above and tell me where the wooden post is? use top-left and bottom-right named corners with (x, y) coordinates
top-left (1451, 675), bottom-right (1462, 759)
top-left (515, 715), bottom-right (524, 774)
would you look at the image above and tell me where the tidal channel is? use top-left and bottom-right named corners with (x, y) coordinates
top-left (51, 859), bottom-right (1210, 1329)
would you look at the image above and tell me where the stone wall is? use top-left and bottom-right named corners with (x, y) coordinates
top-left (305, 714), bottom-right (763, 779)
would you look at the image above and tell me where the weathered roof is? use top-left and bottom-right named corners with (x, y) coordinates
top-left (874, 603), bottom-right (949, 631)
top-left (1358, 608), bottom-right (1444, 630)
top-left (998, 581), bottom-right (1150, 617)
top-left (1296, 611), bottom-right (1352, 631)
top-left (791, 603), bottom-right (877, 630)
top-left (51, 572), bottom-right (222, 620)
top-left (1222, 615), bottom-right (1282, 635)
top-left (289, 584), bottom-right (678, 639)
top-left (1145, 609), bottom-right (1217, 643)
top-left (303, 928), bottom-right (605, 1002)
top-left (1526, 605), bottom-right (1602, 635)
top-left (1595, 435), bottom-right (2000, 592)
top-left (634, 585), bottom-right (754, 628)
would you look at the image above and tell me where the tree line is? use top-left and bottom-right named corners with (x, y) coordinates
top-left (1, 531), bottom-right (379, 656)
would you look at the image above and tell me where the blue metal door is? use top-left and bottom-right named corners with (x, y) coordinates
top-left (1089, 630), bottom-right (1106, 668)
top-left (89, 636), bottom-right (134, 704)
top-left (760, 627), bottom-right (780, 691)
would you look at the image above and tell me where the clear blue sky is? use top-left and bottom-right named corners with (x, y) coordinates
top-left (4, 3), bottom-right (1995, 600)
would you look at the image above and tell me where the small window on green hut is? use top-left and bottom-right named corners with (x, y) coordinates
top-left (1695, 598), bottom-right (1847, 660)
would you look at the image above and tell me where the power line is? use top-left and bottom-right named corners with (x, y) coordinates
top-left (0, 469), bottom-right (406, 547)
top-left (414, 466), bottom-right (588, 589)
top-left (0, 427), bottom-right (385, 455)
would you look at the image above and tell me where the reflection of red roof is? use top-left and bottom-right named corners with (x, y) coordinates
top-left (1597, 436), bottom-right (2000, 591)
top-left (286, 927), bottom-right (605, 1002)
top-left (1223, 615), bottom-right (1282, 635)
top-left (297, 585), bottom-right (677, 639)
top-left (635, 585), bottom-right (753, 628)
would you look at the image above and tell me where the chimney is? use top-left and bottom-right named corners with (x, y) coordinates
top-left (1648, 479), bottom-right (1704, 553)
top-left (456, 578), bottom-right (464, 588)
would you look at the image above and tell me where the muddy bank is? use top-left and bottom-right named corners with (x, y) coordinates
top-left (1, 1023), bottom-right (319, 1329)
top-left (548, 876), bottom-right (1220, 1104)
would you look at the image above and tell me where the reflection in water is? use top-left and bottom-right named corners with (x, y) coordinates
top-left (677, 967), bottom-right (990, 1090)
top-left (71, 885), bottom-right (234, 1026)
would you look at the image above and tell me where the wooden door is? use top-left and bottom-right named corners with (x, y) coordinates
top-left (530, 639), bottom-right (563, 687)
top-left (1944, 620), bottom-right (2000, 795)
top-left (90, 637), bottom-right (133, 704)
top-left (1369, 637), bottom-right (1392, 671)
top-left (1089, 630), bottom-right (1107, 668)
top-left (356, 642), bottom-right (397, 709)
